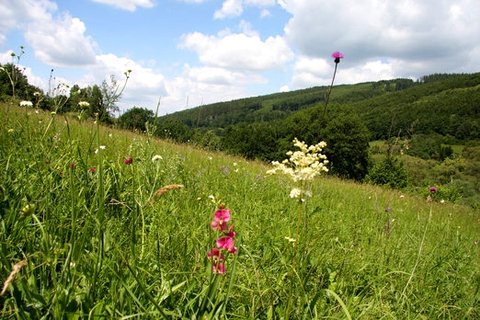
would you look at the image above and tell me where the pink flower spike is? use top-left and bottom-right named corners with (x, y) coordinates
top-left (331, 51), bottom-right (344, 63)
top-left (228, 246), bottom-right (238, 254)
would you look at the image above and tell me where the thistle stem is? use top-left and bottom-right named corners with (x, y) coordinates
top-left (323, 62), bottom-right (339, 116)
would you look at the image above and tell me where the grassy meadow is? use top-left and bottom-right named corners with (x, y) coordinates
top-left (1, 102), bottom-right (479, 319)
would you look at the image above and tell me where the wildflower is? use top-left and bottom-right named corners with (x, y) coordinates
top-left (95, 145), bottom-right (106, 154)
top-left (207, 205), bottom-right (237, 274)
top-left (212, 262), bottom-right (225, 274)
top-left (285, 236), bottom-right (296, 243)
top-left (151, 155), bottom-right (163, 162)
top-left (267, 138), bottom-right (328, 183)
top-left (21, 204), bottom-right (35, 216)
top-left (440, 199), bottom-right (445, 204)
top-left (8, 129), bottom-right (14, 133)
top-left (33, 91), bottom-right (41, 96)
top-left (19, 100), bottom-right (33, 107)
top-left (331, 51), bottom-right (344, 63)
top-left (217, 236), bottom-right (236, 253)
top-left (289, 188), bottom-right (302, 199)
top-left (429, 186), bottom-right (438, 193)
top-left (88, 167), bottom-right (97, 173)
top-left (207, 248), bottom-right (224, 262)
top-left (78, 101), bottom-right (90, 109)
top-left (124, 156), bottom-right (133, 165)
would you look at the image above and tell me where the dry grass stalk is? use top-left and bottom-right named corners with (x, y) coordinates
top-left (154, 184), bottom-right (184, 198)
top-left (1, 259), bottom-right (27, 296)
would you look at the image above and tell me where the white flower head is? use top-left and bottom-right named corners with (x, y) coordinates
top-left (95, 145), bottom-right (106, 154)
top-left (78, 101), bottom-right (90, 109)
top-left (20, 100), bottom-right (33, 107)
top-left (268, 138), bottom-right (328, 182)
top-left (151, 155), bottom-right (163, 162)
top-left (289, 188), bottom-right (302, 199)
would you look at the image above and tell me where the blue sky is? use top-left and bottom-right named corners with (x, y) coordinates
top-left (1, 0), bottom-right (479, 115)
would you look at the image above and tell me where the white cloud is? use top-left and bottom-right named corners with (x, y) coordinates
top-left (291, 56), bottom-right (331, 88)
top-left (90, 0), bottom-right (155, 11)
top-left (0, 0), bottom-right (57, 46)
top-left (25, 13), bottom-right (97, 67)
top-left (180, 31), bottom-right (293, 71)
top-left (214, 0), bottom-right (277, 19)
top-left (90, 54), bottom-right (167, 109)
top-left (0, 0), bottom-right (97, 67)
top-left (214, 0), bottom-right (244, 19)
top-left (290, 55), bottom-right (420, 90)
top-left (282, 0), bottom-right (480, 72)
top-left (177, 0), bottom-right (208, 3)
top-left (162, 69), bottom-right (248, 114)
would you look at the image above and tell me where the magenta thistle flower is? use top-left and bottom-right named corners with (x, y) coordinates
top-left (124, 156), bottom-right (133, 165)
top-left (429, 186), bottom-right (438, 193)
top-left (331, 51), bottom-right (344, 63)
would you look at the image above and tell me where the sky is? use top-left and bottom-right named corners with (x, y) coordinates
top-left (1, 0), bottom-right (479, 115)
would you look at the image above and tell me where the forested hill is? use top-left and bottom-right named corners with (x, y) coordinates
top-left (157, 73), bottom-right (480, 139)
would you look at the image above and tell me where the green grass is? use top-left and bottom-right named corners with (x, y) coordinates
top-left (1, 103), bottom-right (479, 319)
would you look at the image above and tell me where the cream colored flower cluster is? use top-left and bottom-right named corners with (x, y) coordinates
top-left (267, 138), bottom-right (329, 182)
top-left (78, 101), bottom-right (90, 109)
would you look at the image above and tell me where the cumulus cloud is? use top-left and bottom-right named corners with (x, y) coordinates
top-left (88, 54), bottom-right (167, 110)
top-left (282, 0), bottom-right (480, 71)
top-left (90, 0), bottom-right (155, 11)
top-left (25, 13), bottom-right (97, 67)
top-left (0, 0), bottom-right (57, 45)
top-left (214, 0), bottom-right (277, 19)
top-left (162, 67), bottom-right (248, 114)
top-left (180, 30), bottom-right (293, 71)
top-left (0, 0), bottom-right (98, 67)
top-left (214, 0), bottom-right (244, 19)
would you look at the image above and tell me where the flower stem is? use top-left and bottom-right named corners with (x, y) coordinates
top-left (323, 62), bottom-right (339, 117)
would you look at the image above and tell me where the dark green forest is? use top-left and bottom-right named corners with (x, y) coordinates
top-left (2, 63), bottom-right (479, 206)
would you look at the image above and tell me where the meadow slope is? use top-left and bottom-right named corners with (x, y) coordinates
top-left (1, 103), bottom-right (479, 319)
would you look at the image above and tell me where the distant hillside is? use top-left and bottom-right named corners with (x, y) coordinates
top-left (159, 78), bottom-right (418, 129)
top-left (158, 73), bottom-right (480, 140)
